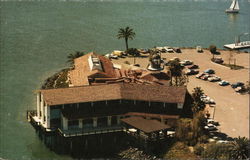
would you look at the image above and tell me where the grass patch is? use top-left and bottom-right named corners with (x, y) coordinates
top-left (222, 64), bottom-right (244, 70)
top-left (55, 69), bottom-right (69, 88)
top-left (42, 68), bottom-right (70, 89)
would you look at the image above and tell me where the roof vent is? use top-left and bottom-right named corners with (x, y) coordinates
top-left (88, 55), bottom-right (103, 71)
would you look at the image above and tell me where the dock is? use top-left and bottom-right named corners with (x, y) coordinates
top-left (224, 41), bottom-right (250, 49)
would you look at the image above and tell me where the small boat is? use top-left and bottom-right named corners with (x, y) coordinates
top-left (225, 0), bottom-right (239, 13)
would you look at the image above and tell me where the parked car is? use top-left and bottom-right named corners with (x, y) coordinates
top-left (208, 76), bottom-right (221, 82)
top-left (173, 47), bottom-right (181, 53)
top-left (169, 57), bottom-right (180, 61)
top-left (213, 57), bottom-right (224, 64)
top-left (165, 47), bottom-right (174, 53)
top-left (231, 82), bottom-right (244, 88)
top-left (201, 74), bottom-right (211, 80)
top-left (196, 46), bottom-right (203, 53)
top-left (235, 86), bottom-right (245, 92)
top-left (218, 80), bottom-right (230, 86)
top-left (187, 64), bottom-right (199, 69)
top-left (201, 96), bottom-right (215, 104)
top-left (139, 48), bottom-right (150, 54)
top-left (207, 119), bottom-right (219, 126)
top-left (216, 140), bottom-right (229, 144)
top-left (204, 124), bottom-right (217, 131)
top-left (196, 73), bottom-right (206, 79)
top-left (185, 69), bottom-right (199, 75)
top-left (204, 69), bottom-right (215, 74)
top-left (110, 54), bottom-right (118, 59)
top-left (180, 60), bottom-right (193, 66)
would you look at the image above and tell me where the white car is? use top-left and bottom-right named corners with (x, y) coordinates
top-left (216, 140), bottom-right (229, 144)
top-left (218, 80), bottom-right (230, 86)
top-left (207, 119), bottom-right (215, 124)
top-left (196, 46), bottom-right (203, 52)
top-left (208, 76), bottom-right (221, 82)
top-left (110, 54), bottom-right (118, 59)
top-left (204, 124), bottom-right (217, 131)
top-left (180, 60), bottom-right (193, 66)
top-left (202, 96), bottom-right (215, 104)
top-left (165, 47), bottom-right (174, 52)
top-left (207, 119), bottom-right (219, 126)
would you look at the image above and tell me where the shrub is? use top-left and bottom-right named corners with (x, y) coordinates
top-left (194, 144), bottom-right (204, 155)
top-left (209, 45), bottom-right (217, 54)
top-left (198, 135), bottom-right (209, 143)
top-left (202, 143), bottom-right (231, 159)
top-left (126, 48), bottom-right (140, 56)
top-left (124, 61), bottom-right (130, 65)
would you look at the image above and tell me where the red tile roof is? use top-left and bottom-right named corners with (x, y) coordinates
top-left (40, 83), bottom-right (186, 106)
top-left (69, 52), bottom-right (116, 86)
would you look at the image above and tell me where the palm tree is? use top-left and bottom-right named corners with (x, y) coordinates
top-left (67, 51), bottom-right (85, 66)
top-left (209, 45), bottom-right (217, 59)
top-left (229, 137), bottom-right (249, 159)
top-left (117, 26), bottom-right (136, 51)
top-left (168, 59), bottom-right (184, 86)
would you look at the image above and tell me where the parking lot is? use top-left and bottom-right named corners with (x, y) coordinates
top-left (163, 49), bottom-right (249, 138)
top-left (113, 48), bottom-right (249, 138)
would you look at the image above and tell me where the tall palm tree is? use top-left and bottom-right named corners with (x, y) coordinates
top-left (168, 59), bottom-right (184, 86)
top-left (117, 26), bottom-right (136, 51)
top-left (229, 137), bottom-right (249, 159)
top-left (67, 51), bottom-right (85, 66)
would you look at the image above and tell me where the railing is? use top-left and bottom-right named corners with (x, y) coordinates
top-left (26, 110), bottom-right (37, 121)
top-left (57, 126), bottom-right (125, 137)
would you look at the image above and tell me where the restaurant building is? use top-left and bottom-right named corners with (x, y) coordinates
top-left (27, 52), bottom-right (188, 156)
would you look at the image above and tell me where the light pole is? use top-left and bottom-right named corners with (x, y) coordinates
top-left (235, 32), bottom-right (249, 46)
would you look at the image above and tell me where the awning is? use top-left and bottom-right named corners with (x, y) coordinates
top-left (121, 117), bottom-right (170, 133)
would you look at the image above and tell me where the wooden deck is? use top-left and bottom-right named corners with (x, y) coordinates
top-left (224, 41), bottom-right (250, 49)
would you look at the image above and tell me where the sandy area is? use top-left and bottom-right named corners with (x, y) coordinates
top-left (112, 48), bottom-right (249, 138)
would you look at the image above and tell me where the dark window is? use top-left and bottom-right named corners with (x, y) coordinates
top-left (97, 117), bottom-right (108, 127)
top-left (111, 116), bottom-right (117, 125)
top-left (83, 118), bottom-right (93, 128)
top-left (68, 120), bottom-right (79, 126)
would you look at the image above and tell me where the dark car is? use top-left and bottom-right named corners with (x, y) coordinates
top-left (134, 64), bottom-right (140, 67)
top-left (173, 47), bottom-right (181, 53)
top-left (213, 58), bottom-right (224, 64)
top-left (187, 64), bottom-right (199, 69)
top-left (186, 69), bottom-right (199, 75)
top-left (231, 82), bottom-right (244, 88)
top-left (204, 69), bottom-right (215, 74)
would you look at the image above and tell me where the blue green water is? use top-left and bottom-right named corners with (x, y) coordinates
top-left (0, 0), bottom-right (249, 159)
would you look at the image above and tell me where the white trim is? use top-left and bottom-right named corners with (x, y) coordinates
top-left (108, 116), bottom-right (112, 126)
top-left (62, 115), bottom-right (68, 130)
top-left (37, 93), bottom-right (41, 118)
top-left (45, 104), bottom-right (50, 128)
top-left (93, 117), bottom-right (97, 127)
top-left (177, 103), bottom-right (184, 109)
top-left (79, 119), bottom-right (83, 128)
top-left (41, 94), bottom-right (45, 124)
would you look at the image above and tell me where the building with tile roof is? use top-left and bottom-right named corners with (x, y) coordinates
top-left (27, 52), bottom-right (188, 154)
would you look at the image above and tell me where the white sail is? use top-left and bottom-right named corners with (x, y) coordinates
top-left (226, 0), bottom-right (239, 13)
top-left (234, 0), bottom-right (239, 10)
top-left (229, 0), bottom-right (236, 9)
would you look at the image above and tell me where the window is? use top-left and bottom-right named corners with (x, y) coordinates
top-left (68, 120), bottom-right (79, 126)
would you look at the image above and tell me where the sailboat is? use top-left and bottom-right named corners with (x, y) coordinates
top-left (225, 0), bottom-right (239, 13)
